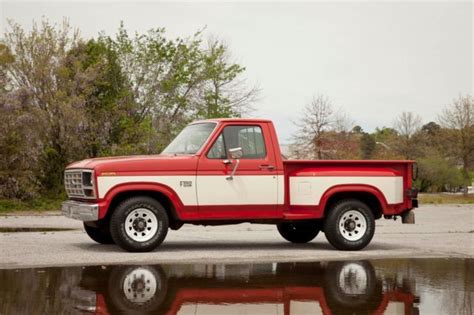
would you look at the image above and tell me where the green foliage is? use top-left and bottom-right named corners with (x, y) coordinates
top-left (359, 133), bottom-right (376, 159)
top-left (0, 19), bottom-right (258, 204)
top-left (416, 156), bottom-right (464, 192)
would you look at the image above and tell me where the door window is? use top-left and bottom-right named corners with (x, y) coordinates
top-left (207, 125), bottom-right (266, 159)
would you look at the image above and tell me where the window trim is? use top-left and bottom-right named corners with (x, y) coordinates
top-left (205, 124), bottom-right (268, 160)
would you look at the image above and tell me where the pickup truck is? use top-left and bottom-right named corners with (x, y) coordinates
top-left (62, 118), bottom-right (418, 252)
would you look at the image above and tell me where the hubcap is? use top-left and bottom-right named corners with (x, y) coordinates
top-left (338, 263), bottom-right (368, 295)
top-left (125, 208), bottom-right (158, 242)
top-left (338, 210), bottom-right (367, 241)
top-left (123, 267), bottom-right (158, 304)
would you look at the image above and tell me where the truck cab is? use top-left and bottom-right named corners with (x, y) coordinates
top-left (62, 118), bottom-right (418, 252)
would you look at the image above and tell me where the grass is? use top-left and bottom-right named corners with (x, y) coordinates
top-left (419, 193), bottom-right (474, 204)
top-left (0, 197), bottom-right (63, 213)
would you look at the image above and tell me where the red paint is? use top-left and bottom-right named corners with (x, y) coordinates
top-left (66, 119), bottom-right (417, 223)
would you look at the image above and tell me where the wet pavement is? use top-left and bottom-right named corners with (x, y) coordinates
top-left (0, 258), bottom-right (472, 315)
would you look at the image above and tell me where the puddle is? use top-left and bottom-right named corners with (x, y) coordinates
top-left (0, 258), bottom-right (472, 314)
top-left (0, 227), bottom-right (75, 233)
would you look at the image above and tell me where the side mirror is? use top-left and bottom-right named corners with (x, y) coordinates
top-left (226, 147), bottom-right (243, 180)
top-left (228, 147), bottom-right (243, 159)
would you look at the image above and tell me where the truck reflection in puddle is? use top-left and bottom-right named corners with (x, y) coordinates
top-left (75, 260), bottom-right (419, 315)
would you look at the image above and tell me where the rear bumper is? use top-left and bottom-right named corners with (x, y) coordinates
top-left (62, 200), bottom-right (99, 222)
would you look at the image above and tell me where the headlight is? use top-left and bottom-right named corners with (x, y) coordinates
top-left (64, 169), bottom-right (96, 199)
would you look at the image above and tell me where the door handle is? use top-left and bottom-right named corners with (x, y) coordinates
top-left (259, 164), bottom-right (275, 171)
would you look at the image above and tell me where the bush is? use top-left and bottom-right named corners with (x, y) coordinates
top-left (416, 156), bottom-right (464, 192)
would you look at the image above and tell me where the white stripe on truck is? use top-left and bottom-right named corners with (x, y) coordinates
top-left (289, 176), bottom-right (404, 205)
top-left (98, 175), bottom-right (403, 207)
top-left (97, 175), bottom-right (285, 206)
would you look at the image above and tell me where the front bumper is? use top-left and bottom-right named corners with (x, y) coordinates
top-left (62, 200), bottom-right (99, 222)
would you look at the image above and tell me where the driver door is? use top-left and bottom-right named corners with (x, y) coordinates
top-left (196, 123), bottom-right (280, 219)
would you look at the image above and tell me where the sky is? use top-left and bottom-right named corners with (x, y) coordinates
top-left (1, 1), bottom-right (472, 142)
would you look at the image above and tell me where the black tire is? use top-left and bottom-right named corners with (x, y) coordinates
top-left (110, 196), bottom-right (169, 252)
top-left (83, 221), bottom-right (114, 244)
top-left (323, 199), bottom-right (375, 251)
top-left (277, 220), bottom-right (322, 243)
top-left (323, 260), bottom-right (382, 314)
top-left (108, 265), bottom-right (168, 314)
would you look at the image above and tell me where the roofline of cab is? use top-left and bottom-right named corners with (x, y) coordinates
top-left (190, 118), bottom-right (273, 125)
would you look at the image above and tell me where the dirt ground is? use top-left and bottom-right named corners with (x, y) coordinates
top-left (0, 204), bottom-right (473, 269)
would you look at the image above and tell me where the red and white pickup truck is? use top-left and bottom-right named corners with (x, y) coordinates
top-left (62, 118), bottom-right (418, 252)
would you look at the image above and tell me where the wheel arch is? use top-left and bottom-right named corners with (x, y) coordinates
top-left (100, 183), bottom-right (183, 226)
top-left (320, 184), bottom-right (388, 219)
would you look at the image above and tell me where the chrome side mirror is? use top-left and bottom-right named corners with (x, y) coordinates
top-left (225, 147), bottom-right (243, 180)
top-left (228, 147), bottom-right (243, 159)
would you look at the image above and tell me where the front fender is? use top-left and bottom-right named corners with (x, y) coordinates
top-left (98, 182), bottom-right (186, 220)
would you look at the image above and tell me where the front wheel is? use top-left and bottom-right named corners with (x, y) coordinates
top-left (323, 199), bottom-right (375, 250)
top-left (110, 196), bottom-right (169, 252)
top-left (108, 265), bottom-right (168, 313)
top-left (277, 221), bottom-right (322, 243)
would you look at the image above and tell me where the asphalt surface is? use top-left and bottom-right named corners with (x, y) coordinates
top-left (0, 204), bottom-right (473, 269)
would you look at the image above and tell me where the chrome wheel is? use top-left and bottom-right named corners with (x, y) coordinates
top-left (122, 267), bottom-right (158, 304)
top-left (338, 210), bottom-right (367, 241)
top-left (125, 208), bottom-right (158, 242)
top-left (338, 262), bottom-right (368, 295)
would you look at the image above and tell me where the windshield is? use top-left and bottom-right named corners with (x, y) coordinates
top-left (161, 123), bottom-right (216, 155)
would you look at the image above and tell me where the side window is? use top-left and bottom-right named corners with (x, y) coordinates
top-left (207, 133), bottom-right (226, 159)
top-left (207, 125), bottom-right (267, 159)
top-left (235, 126), bottom-right (266, 158)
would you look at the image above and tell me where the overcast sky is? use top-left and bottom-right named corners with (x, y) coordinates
top-left (1, 1), bottom-right (472, 141)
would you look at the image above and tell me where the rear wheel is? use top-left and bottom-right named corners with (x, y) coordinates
top-left (83, 222), bottom-right (114, 244)
top-left (324, 261), bottom-right (382, 312)
top-left (324, 199), bottom-right (375, 250)
top-left (110, 196), bottom-right (169, 252)
top-left (277, 221), bottom-right (322, 243)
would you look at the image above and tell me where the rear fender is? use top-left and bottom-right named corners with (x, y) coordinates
top-left (319, 184), bottom-right (389, 214)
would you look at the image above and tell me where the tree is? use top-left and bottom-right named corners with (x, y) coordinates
top-left (393, 111), bottom-right (422, 159)
top-left (438, 95), bottom-right (474, 194)
top-left (1, 19), bottom-right (84, 194)
top-left (197, 38), bottom-right (259, 119)
top-left (292, 94), bottom-right (354, 159)
top-left (421, 121), bottom-right (441, 136)
top-left (359, 133), bottom-right (376, 159)
top-left (104, 25), bottom-right (258, 152)
top-left (63, 39), bottom-right (142, 157)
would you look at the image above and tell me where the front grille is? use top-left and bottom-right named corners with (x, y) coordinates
top-left (64, 170), bottom-right (96, 199)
